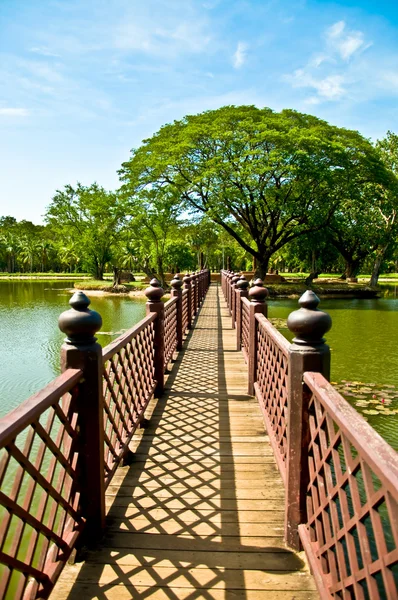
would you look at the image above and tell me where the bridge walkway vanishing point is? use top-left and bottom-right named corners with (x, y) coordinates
top-left (52, 284), bottom-right (317, 599)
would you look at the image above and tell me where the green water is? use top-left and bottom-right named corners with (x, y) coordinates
top-left (0, 281), bottom-right (146, 416)
top-left (268, 287), bottom-right (398, 451)
top-left (1, 281), bottom-right (398, 450)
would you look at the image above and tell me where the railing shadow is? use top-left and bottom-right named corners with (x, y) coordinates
top-left (56, 285), bottom-right (306, 599)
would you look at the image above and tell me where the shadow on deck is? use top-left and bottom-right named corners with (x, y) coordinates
top-left (52, 285), bottom-right (317, 599)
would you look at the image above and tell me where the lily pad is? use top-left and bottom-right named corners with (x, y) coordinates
top-left (363, 409), bottom-right (380, 415)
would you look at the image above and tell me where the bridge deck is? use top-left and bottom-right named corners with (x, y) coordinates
top-left (53, 285), bottom-right (317, 599)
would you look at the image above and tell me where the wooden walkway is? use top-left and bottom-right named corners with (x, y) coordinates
top-left (53, 285), bottom-right (317, 599)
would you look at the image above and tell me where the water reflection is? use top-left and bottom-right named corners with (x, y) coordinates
top-left (268, 292), bottom-right (398, 451)
top-left (0, 281), bottom-right (146, 416)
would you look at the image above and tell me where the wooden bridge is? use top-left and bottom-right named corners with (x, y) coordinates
top-left (0, 270), bottom-right (397, 600)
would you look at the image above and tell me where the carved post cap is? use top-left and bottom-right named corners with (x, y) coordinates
top-left (183, 273), bottom-right (191, 285)
top-left (144, 278), bottom-right (165, 302)
top-left (249, 278), bottom-right (268, 302)
top-left (232, 274), bottom-right (241, 284)
top-left (287, 290), bottom-right (332, 346)
top-left (171, 275), bottom-right (183, 290)
top-left (58, 291), bottom-right (102, 345)
top-left (237, 276), bottom-right (249, 291)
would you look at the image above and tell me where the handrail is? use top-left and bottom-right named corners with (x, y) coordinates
top-left (301, 372), bottom-right (398, 599)
top-left (0, 268), bottom-right (210, 599)
top-left (102, 313), bottom-right (156, 361)
top-left (0, 369), bottom-right (82, 446)
top-left (221, 268), bottom-right (398, 599)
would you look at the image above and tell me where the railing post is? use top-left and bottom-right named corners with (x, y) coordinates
top-left (58, 291), bottom-right (105, 543)
top-left (183, 273), bottom-right (192, 329)
top-left (145, 278), bottom-right (165, 397)
top-left (231, 274), bottom-right (240, 329)
top-left (171, 275), bottom-right (183, 351)
top-left (227, 272), bottom-right (234, 314)
top-left (236, 276), bottom-right (249, 350)
top-left (248, 279), bottom-right (268, 395)
top-left (285, 290), bottom-right (332, 550)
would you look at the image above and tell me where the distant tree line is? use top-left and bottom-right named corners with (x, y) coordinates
top-left (2, 107), bottom-right (398, 287)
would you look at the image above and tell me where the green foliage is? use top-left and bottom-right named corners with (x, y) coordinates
top-left (120, 105), bottom-right (390, 277)
top-left (45, 183), bottom-right (126, 280)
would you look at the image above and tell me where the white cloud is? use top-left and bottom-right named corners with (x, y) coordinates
top-left (233, 42), bottom-right (247, 69)
top-left (326, 20), bottom-right (370, 61)
top-left (29, 47), bottom-right (60, 58)
top-left (0, 108), bottom-right (29, 116)
top-left (284, 19), bottom-right (371, 104)
top-left (115, 19), bottom-right (211, 55)
top-left (286, 70), bottom-right (345, 100)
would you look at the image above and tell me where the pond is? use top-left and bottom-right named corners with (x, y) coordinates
top-left (1, 281), bottom-right (398, 451)
top-left (268, 287), bottom-right (398, 451)
top-left (0, 280), bottom-right (146, 416)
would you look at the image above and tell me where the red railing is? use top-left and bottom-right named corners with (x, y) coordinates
top-left (0, 269), bottom-right (209, 599)
top-left (300, 372), bottom-right (398, 600)
top-left (241, 297), bottom-right (250, 363)
top-left (164, 297), bottom-right (178, 370)
top-left (221, 269), bottom-right (398, 599)
top-left (0, 369), bottom-right (84, 600)
top-left (102, 314), bottom-right (156, 488)
top-left (254, 314), bottom-right (289, 483)
top-left (182, 288), bottom-right (189, 334)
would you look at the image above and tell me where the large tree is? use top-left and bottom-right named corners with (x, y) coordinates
top-left (46, 183), bottom-right (126, 280)
top-left (119, 105), bottom-right (390, 277)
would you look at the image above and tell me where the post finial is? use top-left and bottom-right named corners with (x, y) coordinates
top-left (287, 290), bottom-right (332, 346)
top-left (248, 278), bottom-right (268, 303)
top-left (58, 291), bottom-right (102, 345)
top-left (237, 275), bottom-right (249, 291)
top-left (171, 275), bottom-right (183, 291)
top-left (145, 278), bottom-right (165, 302)
top-left (231, 274), bottom-right (240, 284)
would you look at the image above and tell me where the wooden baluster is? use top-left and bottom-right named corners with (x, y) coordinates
top-left (285, 291), bottom-right (332, 550)
top-left (58, 291), bottom-right (105, 543)
top-left (171, 275), bottom-right (183, 351)
top-left (145, 278), bottom-right (165, 397)
top-left (236, 276), bottom-right (249, 351)
top-left (231, 274), bottom-right (240, 329)
top-left (183, 273), bottom-right (192, 329)
top-left (247, 279), bottom-right (268, 395)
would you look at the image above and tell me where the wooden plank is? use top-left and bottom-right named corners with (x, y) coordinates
top-left (106, 508), bottom-right (285, 523)
top-left (51, 284), bottom-right (315, 600)
top-left (57, 563), bottom-right (317, 590)
top-left (53, 582), bottom-right (319, 600)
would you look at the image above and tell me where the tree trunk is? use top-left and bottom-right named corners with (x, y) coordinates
top-left (345, 259), bottom-right (361, 279)
top-left (112, 266), bottom-right (121, 288)
top-left (369, 245), bottom-right (389, 287)
top-left (255, 257), bottom-right (270, 280)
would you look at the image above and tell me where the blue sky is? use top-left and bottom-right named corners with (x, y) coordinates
top-left (1, 0), bottom-right (398, 223)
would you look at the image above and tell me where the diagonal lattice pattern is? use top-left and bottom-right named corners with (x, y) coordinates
top-left (241, 298), bottom-right (250, 364)
top-left (103, 316), bottom-right (156, 488)
top-left (52, 284), bottom-right (317, 599)
top-left (254, 314), bottom-right (290, 482)
top-left (303, 372), bottom-right (398, 600)
top-left (0, 369), bottom-right (85, 600)
top-left (163, 298), bottom-right (178, 371)
top-left (181, 289), bottom-right (189, 334)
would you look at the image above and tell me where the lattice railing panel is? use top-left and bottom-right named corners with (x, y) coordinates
top-left (255, 314), bottom-right (290, 481)
top-left (102, 314), bottom-right (156, 487)
top-left (241, 298), bottom-right (250, 364)
top-left (302, 372), bottom-right (398, 600)
top-left (182, 290), bottom-right (189, 334)
top-left (0, 369), bottom-right (84, 600)
top-left (164, 297), bottom-right (178, 370)
top-left (190, 282), bottom-right (196, 324)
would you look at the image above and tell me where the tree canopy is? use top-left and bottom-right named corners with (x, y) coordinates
top-left (119, 105), bottom-right (393, 277)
